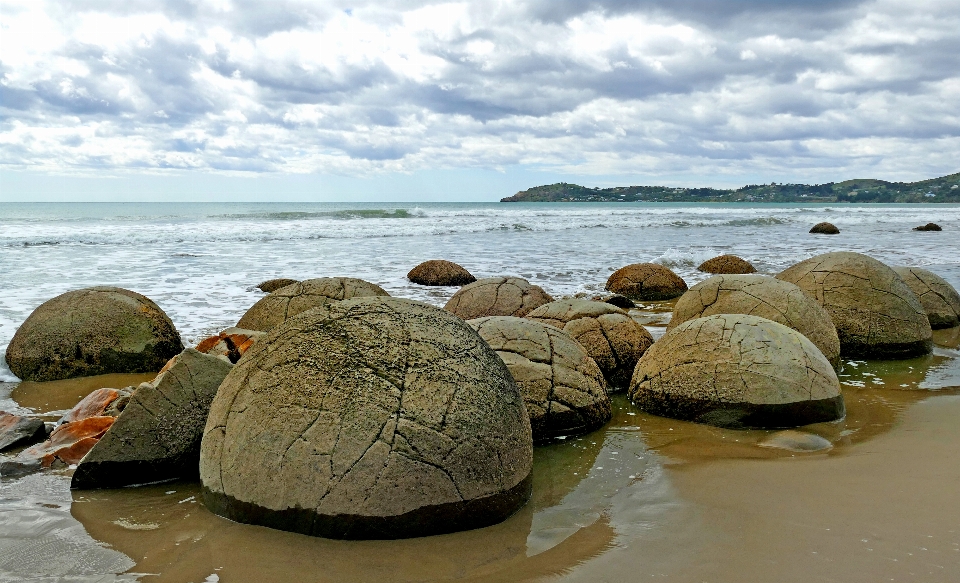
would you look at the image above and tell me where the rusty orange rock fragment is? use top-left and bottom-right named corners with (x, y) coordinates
top-left (61, 388), bottom-right (121, 423)
top-left (194, 329), bottom-right (263, 363)
top-left (19, 416), bottom-right (116, 468)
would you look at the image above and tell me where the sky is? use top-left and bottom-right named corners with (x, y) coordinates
top-left (1, 0), bottom-right (959, 201)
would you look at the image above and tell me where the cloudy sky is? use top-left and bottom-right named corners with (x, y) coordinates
top-left (1, 0), bottom-right (959, 200)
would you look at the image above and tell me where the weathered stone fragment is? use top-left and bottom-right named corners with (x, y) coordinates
top-left (697, 254), bottom-right (757, 274)
top-left (892, 267), bottom-right (960, 329)
top-left (237, 277), bottom-right (389, 331)
top-left (0, 412), bottom-right (46, 452)
top-left (195, 327), bottom-right (266, 363)
top-left (444, 277), bottom-right (553, 319)
top-left (58, 387), bottom-right (130, 425)
top-left (201, 297), bottom-right (532, 539)
top-left (407, 260), bottom-right (477, 286)
top-left (630, 314), bottom-right (844, 429)
top-left (257, 278), bottom-right (298, 293)
top-left (809, 222), bottom-right (840, 234)
top-left (605, 264), bottom-right (687, 301)
top-left (0, 416), bottom-right (115, 477)
top-left (4, 287), bottom-right (183, 382)
top-left (777, 252), bottom-right (932, 359)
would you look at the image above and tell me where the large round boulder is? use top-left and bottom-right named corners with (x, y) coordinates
top-left (605, 264), bottom-right (687, 301)
top-left (407, 260), bottom-right (476, 286)
top-left (444, 277), bottom-right (553, 320)
top-left (525, 299), bottom-right (654, 390)
top-left (5, 287), bottom-right (183, 382)
top-left (697, 254), bottom-right (757, 274)
top-left (669, 274), bottom-right (841, 368)
top-left (630, 314), bottom-right (844, 429)
top-left (201, 297), bottom-right (532, 540)
top-left (237, 277), bottom-right (389, 332)
top-left (892, 267), bottom-right (960, 329)
top-left (777, 252), bottom-right (932, 359)
top-left (467, 316), bottom-right (611, 442)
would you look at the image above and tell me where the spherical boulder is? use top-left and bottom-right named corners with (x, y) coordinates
top-left (605, 263), bottom-right (687, 301)
top-left (5, 287), bottom-right (183, 382)
top-left (697, 254), bottom-right (757, 274)
top-left (526, 299), bottom-right (654, 390)
top-left (257, 278), bottom-right (298, 293)
top-left (892, 267), bottom-right (960, 329)
top-left (407, 260), bottom-right (476, 286)
top-left (913, 223), bottom-right (942, 232)
top-left (809, 222), bottom-right (840, 234)
top-left (467, 316), bottom-right (611, 442)
top-left (669, 274), bottom-right (841, 368)
top-left (201, 297), bottom-right (532, 540)
top-left (630, 314), bottom-right (844, 429)
top-left (237, 277), bottom-right (389, 332)
top-left (444, 277), bottom-right (553, 320)
top-left (777, 252), bottom-right (932, 359)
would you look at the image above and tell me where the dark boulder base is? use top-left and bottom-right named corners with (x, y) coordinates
top-left (590, 294), bottom-right (636, 309)
top-left (913, 223), bottom-right (942, 231)
top-left (201, 473), bottom-right (532, 540)
top-left (0, 412), bottom-right (47, 452)
top-left (257, 278), bottom-right (298, 293)
top-left (809, 222), bottom-right (840, 234)
top-left (838, 337), bottom-right (933, 360)
top-left (407, 260), bottom-right (476, 286)
top-left (630, 392), bottom-right (846, 430)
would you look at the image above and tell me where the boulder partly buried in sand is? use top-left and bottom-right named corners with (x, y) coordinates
top-left (605, 264), bottom-right (687, 301)
top-left (257, 278), bottom-right (298, 293)
top-left (777, 252), bottom-right (932, 359)
top-left (201, 297), bottom-right (533, 539)
top-left (0, 412), bottom-right (47, 452)
top-left (697, 254), bottom-right (757, 274)
top-left (72, 348), bottom-right (234, 489)
top-left (4, 287), bottom-right (183, 382)
top-left (468, 316), bottom-right (611, 442)
top-left (809, 222), bottom-right (840, 234)
top-left (669, 274), bottom-right (841, 368)
top-left (444, 277), bottom-right (553, 320)
top-left (629, 314), bottom-right (844, 429)
top-left (407, 260), bottom-right (477, 286)
top-left (892, 267), bottom-right (960, 329)
top-left (237, 277), bottom-right (389, 332)
top-left (526, 299), bottom-right (654, 390)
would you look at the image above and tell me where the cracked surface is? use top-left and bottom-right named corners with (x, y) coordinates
top-left (444, 277), bottom-right (553, 319)
top-left (468, 316), bottom-right (611, 442)
top-left (776, 252), bottom-right (932, 359)
top-left (630, 314), bottom-right (843, 429)
top-left (892, 267), bottom-right (960, 329)
top-left (237, 277), bottom-right (389, 332)
top-left (407, 260), bottom-right (476, 287)
top-left (605, 263), bottom-right (688, 301)
top-left (669, 275), bottom-right (841, 368)
top-left (526, 299), bottom-right (654, 391)
top-left (697, 254), bottom-right (758, 274)
top-left (201, 297), bottom-right (532, 539)
top-left (5, 286), bottom-right (183, 382)
top-left (72, 348), bottom-right (234, 489)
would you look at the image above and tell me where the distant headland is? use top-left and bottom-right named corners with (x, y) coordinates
top-left (501, 172), bottom-right (960, 203)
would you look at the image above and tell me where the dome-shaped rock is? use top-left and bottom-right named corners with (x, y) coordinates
top-left (809, 222), bottom-right (840, 234)
top-left (697, 254), bottom-right (757, 274)
top-left (468, 316), bottom-right (611, 442)
top-left (526, 299), bottom-right (654, 390)
top-left (5, 287), bottom-right (183, 382)
top-left (913, 223), bottom-right (942, 232)
top-left (407, 260), bottom-right (477, 286)
top-left (892, 267), bottom-right (960, 329)
top-left (257, 278), bottom-right (298, 293)
top-left (630, 314), bottom-right (844, 429)
top-left (237, 277), bottom-right (389, 332)
top-left (201, 297), bottom-right (532, 540)
top-left (444, 277), bottom-right (553, 319)
top-left (605, 264), bottom-right (687, 301)
top-left (669, 274), bottom-right (841, 368)
top-left (777, 252), bottom-right (932, 359)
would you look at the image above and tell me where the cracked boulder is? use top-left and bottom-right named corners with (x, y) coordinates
top-left (669, 274), bottom-right (841, 368)
top-left (201, 297), bottom-right (533, 539)
top-left (605, 264), bottom-right (688, 301)
top-left (892, 267), bottom-right (960, 329)
top-left (697, 254), bottom-right (757, 274)
top-left (525, 299), bottom-right (654, 391)
top-left (777, 252), bottom-right (932, 359)
top-left (237, 277), bottom-right (389, 332)
top-left (407, 260), bottom-right (477, 286)
top-left (4, 287), bottom-right (183, 382)
top-left (71, 348), bottom-right (234, 489)
top-left (444, 277), bottom-right (553, 319)
top-left (468, 316), bottom-right (611, 442)
top-left (257, 278), bottom-right (299, 293)
top-left (630, 314), bottom-right (844, 429)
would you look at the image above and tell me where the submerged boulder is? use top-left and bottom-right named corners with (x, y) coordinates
top-left (809, 222), bottom-right (840, 234)
top-left (201, 297), bottom-right (532, 539)
top-left (526, 299), bottom-right (654, 390)
top-left (237, 277), bottom-right (389, 332)
top-left (468, 316), bottom-right (611, 442)
top-left (913, 223), bottom-right (942, 232)
top-left (195, 327), bottom-right (266, 363)
top-left (72, 348), bottom-right (234, 489)
top-left (4, 287), bottom-right (183, 382)
top-left (669, 274), bottom-right (841, 368)
top-left (444, 277), bottom-right (553, 319)
top-left (777, 252), bottom-right (932, 359)
top-left (892, 267), bottom-right (960, 329)
top-left (257, 278), bottom-right (298, 293)
top-left (407, 260), bottom-right (476, 286)
top-left (630, 314), bottom-right (844, 429)
top-left (605, 264), bottom-right (687, 301)
top-left (0, 412), bottom-right (47, 452)
top-left (697, 254), bottom-right (757, 274)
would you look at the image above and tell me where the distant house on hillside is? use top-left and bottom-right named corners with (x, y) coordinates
top-left (925, 192), bottom-right (936, 197)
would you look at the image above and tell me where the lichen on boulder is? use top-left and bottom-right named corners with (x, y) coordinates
top-left (444, 277), bottom-right (553, 319)
top-left (892, 267), bottom-right (960, 329)
top-left (605, 264), bottom-right (687, 301)
top-left (237, 277), bottom-right (389, 332)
